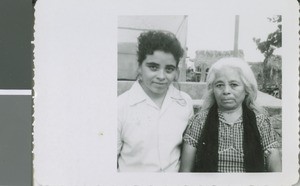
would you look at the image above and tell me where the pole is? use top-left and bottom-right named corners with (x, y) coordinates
top-left (234, 15), bottom-right (239, 57)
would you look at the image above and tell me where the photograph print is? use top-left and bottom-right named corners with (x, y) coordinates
top-left (117, 15), bottom-right (282, 173)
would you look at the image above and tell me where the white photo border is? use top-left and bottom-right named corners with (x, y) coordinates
top-left (33, 0), bottom-right (299, 185)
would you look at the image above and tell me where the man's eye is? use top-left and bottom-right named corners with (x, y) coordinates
top-left (165, 67), bottom-right (175, 73)
top-left (149, 66), bottom-right (158, 71)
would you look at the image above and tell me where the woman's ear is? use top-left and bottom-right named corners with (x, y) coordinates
top-left (137, 67), bottom-right (142, 81)
top-left (174, 68), bottom-right (180, 81)
top-left (137, 67), bottom-right (141, 75)
top-left (245, 90), bottom-right (249, 96)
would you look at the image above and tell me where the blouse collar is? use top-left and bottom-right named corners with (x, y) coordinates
top-left (218, 110), bottom-right (243, 125)
top-left (127, 81), bottom-right (187, 107)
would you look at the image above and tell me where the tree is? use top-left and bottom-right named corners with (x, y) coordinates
top-left (253, 15), bottom-right (282, 94)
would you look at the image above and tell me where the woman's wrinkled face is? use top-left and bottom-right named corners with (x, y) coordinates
top-left (213, 67), bottom-right (246, 112)
top-left (138, 50), bottom-right (178, 98)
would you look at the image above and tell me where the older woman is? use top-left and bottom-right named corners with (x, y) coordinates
top-left (179, 58), bottom-right (281, 172)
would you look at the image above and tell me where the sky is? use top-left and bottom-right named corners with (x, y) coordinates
top-left (186, 15), bottom-right (280, 62)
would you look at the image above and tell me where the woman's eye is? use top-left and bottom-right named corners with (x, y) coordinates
top-left (165, 67), bottom-right (175, 73)
top-left (149, 66), bottom-right (158, 71)
top-left (215, 84), bottom-right (224, 88)
top-left (230, 83), bottom-right (239, 87)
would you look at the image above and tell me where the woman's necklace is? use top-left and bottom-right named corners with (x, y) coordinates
top-left (220, 106), bottom-right (243, 124)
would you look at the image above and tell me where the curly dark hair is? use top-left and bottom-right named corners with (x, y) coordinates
top-left (137, 30), bottom-right (184, 66)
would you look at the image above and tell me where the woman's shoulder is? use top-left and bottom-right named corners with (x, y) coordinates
top-left (254, 111), bottom-right (271, 127)
top-left (185, 109), bottom-right (209, 135)
top-left (197, 109), bottom-right (209, 117)
top-left (117, 89), bottom-right (135, 111)
top-left (118, 89), bottom-right (130, 102)
top-left (190, 109), bottom-right (209, 123)
top-left (118, 81), bottom-right (140, 102)
top-left (171, 86), bottom-right (194, 109)
top-left (254, 108), bottom-right (269, 118)
top-left (252, 106), bottom-right (269, 118)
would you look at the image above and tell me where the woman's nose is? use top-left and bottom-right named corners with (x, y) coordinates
top-left (157, 69), bottom-right (166, 80)
top-left (223, 85), bottom-right (230, 94)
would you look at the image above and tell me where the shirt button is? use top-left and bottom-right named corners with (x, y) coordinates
top-left (230, 134), bottom-right (233, 138)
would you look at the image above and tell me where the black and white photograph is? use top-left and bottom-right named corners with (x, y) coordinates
top-left (33, 0), bottom-right (299, 185)
top-left (117, 15), bottom-right (282, 173)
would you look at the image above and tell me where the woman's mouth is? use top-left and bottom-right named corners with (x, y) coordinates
top-left (222, 99), bottom-right (234, 103)
top-left (154, 82), bottom-right (167, 86)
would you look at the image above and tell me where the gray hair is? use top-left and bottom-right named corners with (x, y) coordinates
top-left (201, 57), bottom-right (264, 113)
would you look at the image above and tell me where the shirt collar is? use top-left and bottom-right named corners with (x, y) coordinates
top-left (127, 81), bottom-right (187, 107)
top-left (169, 84), bottom-right (187, 106)
top-left (218, 110), bottom-right (243, 124)
top-left (127, 81), bottom-right (148, 106)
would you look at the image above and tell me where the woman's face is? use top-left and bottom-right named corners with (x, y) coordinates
top-left (213, 67), bottom-right (246, 112)
top-left (138, 50), bottom-right (178, 98)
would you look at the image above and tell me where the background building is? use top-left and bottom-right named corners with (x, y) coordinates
top-left (188, 50), bottom-right (244, 82)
